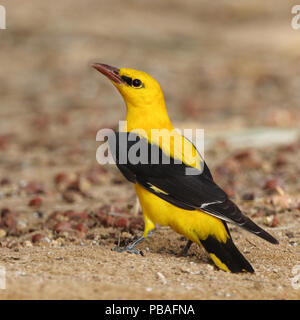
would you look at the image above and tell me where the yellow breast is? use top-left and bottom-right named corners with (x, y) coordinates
top-left (135, 183), bottom-right (229, 244)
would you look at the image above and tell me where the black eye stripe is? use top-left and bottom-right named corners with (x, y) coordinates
top-left (121, 75), bottom-right (132, 86)
top-left (121, 76), bottom-right (144, 88)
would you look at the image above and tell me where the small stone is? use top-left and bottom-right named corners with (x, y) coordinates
top-left (157, 272), bottom-right (167, 285)
top-left (78, 177), bottom-right (91, 193)
top-left (121, 232), bottom-right (132, 239)
top-left (42, 237), bottom-right (51, 243)
top-left (0, 229), bottom-right (6, 238)
top-left (286, 231), bottom-right (294, 238)
top-left (16, 220), bottom-right (27, 231)
top-left (265, 215), bottom-right (274, 226)
top-left (62, 191), bottom-right (82, 203)
top-left (23, 240), bottom-right (33, 247)
top-left (270, 195), bottom-right (292, 209)
top-left (242, 192), bottom-right (255, 201)
top-left (206, 264), bottom-right (214, 271)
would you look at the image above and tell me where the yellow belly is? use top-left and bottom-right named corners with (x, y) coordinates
top-left (135, 183), bottom-right (229, 244)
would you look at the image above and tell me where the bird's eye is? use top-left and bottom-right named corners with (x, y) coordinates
top-left (132, 79), bottom-right (142, 88)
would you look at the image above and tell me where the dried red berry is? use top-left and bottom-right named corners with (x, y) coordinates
top-left (54, 173), bottom-right (68, 185)
top-left (53, 221), bottom-right (72, 233)
top-left (271, 215), bottom-right (280, 228)
top-left (114, 218), bottom-right (128, 229)
top-left (28, 197), bottom-right (42, 207)
top-left (264, 178), bottom-right (280, 191)
top-left (75, 223), bottom-right (88, 233)
top-left (32, 233), bottom-right (43, 243)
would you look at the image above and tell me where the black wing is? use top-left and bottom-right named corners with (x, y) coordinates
top-left (109, 132), bottom-right (278, 244)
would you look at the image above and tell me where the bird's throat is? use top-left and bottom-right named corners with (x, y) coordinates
top-left (124, 102), bottom-right (173, 136)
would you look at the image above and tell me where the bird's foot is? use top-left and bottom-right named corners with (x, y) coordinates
top-left (112, 245), bottom-right (144, 256)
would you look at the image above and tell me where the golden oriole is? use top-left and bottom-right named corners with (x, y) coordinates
top-left (92, 63), bottom-right (278, 273)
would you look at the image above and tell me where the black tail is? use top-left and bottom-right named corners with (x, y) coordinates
top-left (204, 199), bottom-right (279, 245)
top-left (200, 224), bottom-right (254, 273)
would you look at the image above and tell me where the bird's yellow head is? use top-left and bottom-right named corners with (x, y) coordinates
top-left (92, 63), bottom-right (173, 132)
top-left (92, 63), bottom-right (164, 108)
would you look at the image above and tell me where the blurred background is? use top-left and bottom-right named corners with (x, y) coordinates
top-left (1, 0), bottom-right (300, 128)
top-left (1, 0), bottom-right (300, 193)
top-left (0, 0), bottom-right (299, 299)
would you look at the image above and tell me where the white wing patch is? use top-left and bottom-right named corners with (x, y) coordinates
top-left (200, 200), bottom-right (223, 209)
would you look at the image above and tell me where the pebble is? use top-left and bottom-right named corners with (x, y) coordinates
top-left (77, 177), bottom-right (91, 193)
top-left (121, 232), bottom-right (132, 239)
top-left (270, 195), bottom-right (292, 209)
top-left (180, 266), bottom-right (202, 275)
top-left (157, 272), bottom-right (167, 285)
top-left (205, 264), bottom-right (214, 271)
top-left (62, 191), bottom-right (82, 203)
top-left (0, 229), bottom-right (6, 238)
top-left (23, 240), bottom-right (33, 247)
top-left (16, 220), bottom-right (27, 231)
top-left (41, 237), bottom-right (51, 244)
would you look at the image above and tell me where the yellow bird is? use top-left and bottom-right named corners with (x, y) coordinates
top-left (92, 63), bottom-right (278, 273)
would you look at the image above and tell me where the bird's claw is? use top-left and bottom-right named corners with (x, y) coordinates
top-left (112, 246), bottom-right (144, 256)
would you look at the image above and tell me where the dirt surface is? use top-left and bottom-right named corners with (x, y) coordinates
top-left (0, 0), bottom-right (300, 299)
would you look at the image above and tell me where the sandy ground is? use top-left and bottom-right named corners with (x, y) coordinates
top-left (0, 226), bottom-right (300, 300)
top-left (0, 0), bottom-right (300, 299)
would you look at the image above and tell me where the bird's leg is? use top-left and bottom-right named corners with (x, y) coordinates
top-left (180, 240), bottom-right (193, 256)
top-left (112, 230), bottom-right (154, 256)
